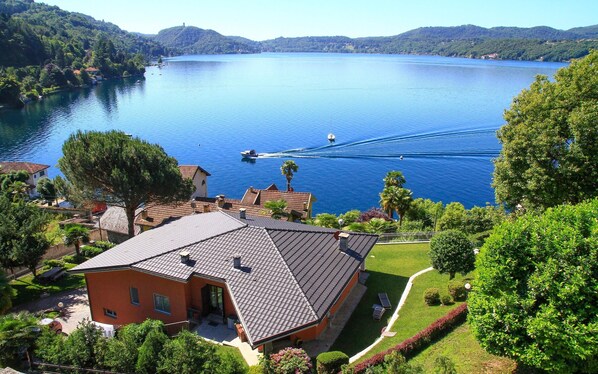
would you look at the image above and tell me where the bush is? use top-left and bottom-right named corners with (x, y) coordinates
top-left (447, 280), bottom-right (466, 301)
top-left (81, 246), bottom-right (103, 257)
top-left (353, 303), bottom-right (468, 373)
top-left (317, 351), bottom-right (349, 374)
top-left (43, 259), bottom-right (65, 269)
top-left (429, 229), bottom-right (475, 279)
top-left (424, 288), bottom-right (440, 306)
top-left (248, 365), bottom-right (264, 374)
top-left (62, 254), bottom-right (86, 264)
top-left (270, 347), bottom-right (312, 374)
top-left (93, 241), bottom-right (115, 251)
top-left (440, 295), bottom-right (453, 306)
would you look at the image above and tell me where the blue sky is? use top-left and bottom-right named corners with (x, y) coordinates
top-left (41, 0), bottom-right (597, 40)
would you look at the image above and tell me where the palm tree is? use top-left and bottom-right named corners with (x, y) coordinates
top-left (379, 186), bottom-right (413, 226)
top-left (280, 160), bottom-right (299, 192)
top-left (383, 170), bottom-right (406, 188)
top-left (63, 224), bottom-right (90, 256)
top-left (264, 199), bottom-right (288, 220)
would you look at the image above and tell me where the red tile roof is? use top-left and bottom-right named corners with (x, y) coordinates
top-left (135, 197), bottom-right (267, 228)
top-left (241, 184), bottom-right (315, 219)
top-left (0, 161), bottom-right (50, 175)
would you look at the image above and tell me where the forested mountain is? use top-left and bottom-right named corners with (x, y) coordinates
top-left (0, 0), bottom-right (168, 108)
top-left (261, 25), bottom-right (598, 62)
top-left (152, 26), bottom-right (259, 54)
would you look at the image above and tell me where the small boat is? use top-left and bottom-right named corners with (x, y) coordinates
top-left (328, 133), bottom-right (336, 142)
top-left (241, 149), bottom-right (258, 158)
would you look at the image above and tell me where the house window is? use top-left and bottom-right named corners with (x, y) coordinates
top-left (104, 308), bottom-right (117, 318)
top-left (130, 287), bottom-right (139, 305)
top-left (39, 170), bottom-right (45, 177)
top-left (154, 294), bottom-right (171, 314)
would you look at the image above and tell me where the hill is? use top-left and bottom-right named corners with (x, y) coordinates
top-left (261, 24), bottom-right (598, 62)
top-left (152, 26), bottom-right (259, 54)
top-left (0, 0), bottom-right (168, 108)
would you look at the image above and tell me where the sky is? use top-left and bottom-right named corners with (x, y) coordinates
top-left (40, 0), bottom-right (598, 40)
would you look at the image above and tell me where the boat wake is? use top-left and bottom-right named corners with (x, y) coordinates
top-left (258, 128), bottom-right (501, 160)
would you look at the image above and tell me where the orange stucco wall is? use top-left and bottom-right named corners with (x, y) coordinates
top-left (290, 270), bottom-right (360, 342)
top-left (86, 270), bottom-right (234, 326)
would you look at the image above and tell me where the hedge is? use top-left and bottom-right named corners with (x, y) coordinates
top-left (317, 351), bottom-right (349, 374)
top-left (353, 303), bottom-right (468, 373)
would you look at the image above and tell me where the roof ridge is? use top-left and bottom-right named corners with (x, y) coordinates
top-left (131, 212), bottom-right (247, 266)
top-left (263, 227), bottom-right (319, 319)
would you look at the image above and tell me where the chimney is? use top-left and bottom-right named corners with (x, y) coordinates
top-left (239, 208), bottom-right (246, 220)
top-left (190, 201), bottom-right (197, 213)
top-left (203, 204), bottom-right (210, 213)
top-left (338, 233), bottom-right (350, 251)
top-left (216, 195), bottom-right (225, 208)
top-left (233, 255), bottom-right (241, 270)
top-left (180, 251), bottom-right (190, 264)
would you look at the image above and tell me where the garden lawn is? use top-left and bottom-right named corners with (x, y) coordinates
top-left (358, 270), bottom-right (473, 362)
top-left (216, 344), bottom-right (249, 370)
top-left (410, 322), bottom-right (517, 373)
top-left (10, 263), bottom-right (86, 306)
top-left (330, 243), bottom-right (431, 356)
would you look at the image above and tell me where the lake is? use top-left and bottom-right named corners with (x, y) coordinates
top-left (0, 53), bottom-right (565, 214)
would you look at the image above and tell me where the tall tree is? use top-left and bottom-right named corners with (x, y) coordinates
top-left (379, 185), bottom-right (413, 225)
top-left (280, 160), bottom-right (299, 192)
top-left (469, 199), bottom-right (598, 373)
top-left (59, 131), bottom-right (194, 237)
top-left (493, 51), bottom-right (598, 211)
top-left (383, 170), bottom-right (406, 188)
top-left (0, 196), bottom-right (50, 276)
top-left (0, 312), bottom-right (39, 368)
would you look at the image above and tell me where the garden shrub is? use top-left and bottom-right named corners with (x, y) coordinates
top-left (93, 241), bottom-right (115, 251)
top-left (447, 280), bottom-right (466, 301)
top-left (317, 351), bottom-right (349, 374)
top-left (81, 246), bottom-right (103, 257)
top-left (270, 347), bottom-right (312, 374)
top-left (353, 303), bottom-right (468, 373)
top-left (248, 365), bottom-right (264, 374)
top-left (62, 254), bottom-right (86, 264)
top-left (43, 259), bottom-right (65, 269)
top-left (440, 295), bottom-right (453, 306)
top-left (424, 288), bottom-right (440, 306)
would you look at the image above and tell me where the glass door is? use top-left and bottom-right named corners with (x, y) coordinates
top-left (208, 285), bottom-right (224, 317)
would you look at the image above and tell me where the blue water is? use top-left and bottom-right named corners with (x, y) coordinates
top-left (0, 53), bottom-right (565, 214)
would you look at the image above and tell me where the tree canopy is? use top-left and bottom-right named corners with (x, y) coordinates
top-left (0, 195), bottom-right (51, 276)
top-left (429, 229), bottom-right (475, 280)
top-left (493, 51), bottom-right (598, 211)
top-left (468, 199), bottom-right (598, 373)
top-left (59, 130), bottom-right (194, 237)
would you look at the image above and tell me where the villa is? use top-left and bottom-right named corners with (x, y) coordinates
top-left (0, 161), bottom-right (50, 197)
top-left (72, 210), bottom-right (377, 350)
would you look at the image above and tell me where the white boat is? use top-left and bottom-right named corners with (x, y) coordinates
top-left (241, 149), bottom-right (258, 158)
top-left (328, 133), bottom-right (336, 142)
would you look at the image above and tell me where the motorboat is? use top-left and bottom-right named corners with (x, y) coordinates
top-left (241, 149), bottom-right (258, 158)
top-left (328, 133), bottom-right (336, 142)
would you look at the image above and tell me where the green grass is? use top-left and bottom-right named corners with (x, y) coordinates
top-left (10, 264), bottom-right (86, 306)
top-left (330, 243), bottom-right (431, 356)
top-left (410, 323), bottom-right (517, 373)
top-left (45, 215), bottom-right (66, 245)
top-left (358, 270), bottom-right (472, 361)
top-left (216, 344), bottom-right (250, 370)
